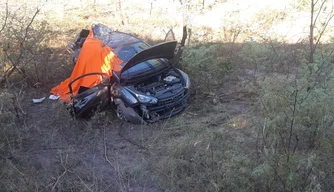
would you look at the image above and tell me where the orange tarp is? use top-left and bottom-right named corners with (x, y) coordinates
top-left (51, 30), bottom-right (122, 102)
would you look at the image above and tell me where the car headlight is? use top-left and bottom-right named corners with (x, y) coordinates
top-left (177, 69), bottom-right (190, 89)
top-left (124, 87), bottom-right (158, 104)
top-left (136, 94), bottom-right (158, 104)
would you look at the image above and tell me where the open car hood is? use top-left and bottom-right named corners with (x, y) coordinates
top-left (120, 41), bottom-right (177, 75)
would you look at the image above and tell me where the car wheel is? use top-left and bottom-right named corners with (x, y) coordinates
top-left (116, 105), bottom-right (126, 121)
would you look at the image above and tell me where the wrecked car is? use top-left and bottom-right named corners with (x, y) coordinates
top-left (67, 24), bottom-right (190, 124)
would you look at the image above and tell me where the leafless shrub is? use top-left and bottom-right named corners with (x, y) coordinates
top-left (0, 2), bottom-right (52, 88)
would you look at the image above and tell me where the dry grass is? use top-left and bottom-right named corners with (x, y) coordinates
top-left (2, 0), bottom-right (334, 191)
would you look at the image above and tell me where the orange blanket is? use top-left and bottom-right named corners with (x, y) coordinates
top-left (51, 30), bottom-right (122, 102)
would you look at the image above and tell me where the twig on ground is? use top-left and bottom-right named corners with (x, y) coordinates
top-left (103, 127), bottom-right (116, 170)
top-left (118, 125), bottom-right (148, 150)
top-left (103, 126), bottom-right (128, 191)
top-left (74, 172), bottom-right (94, 192)
top-left (7, 159), bottom-right (25, 176)
top-left (150, 108), bottom-right (175, 145)
top-left (51, 152), bottom-right (69, 191)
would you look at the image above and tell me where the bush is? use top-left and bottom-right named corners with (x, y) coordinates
top-left (0, 3), bottom-right (53, 87)
top-left (182, 44), bottom-right (232, 93)
top-left (254, 51), bottom-right (334, 191)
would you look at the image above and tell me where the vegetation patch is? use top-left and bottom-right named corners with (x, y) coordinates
top-left (1, 0), bottom-right (334, 191)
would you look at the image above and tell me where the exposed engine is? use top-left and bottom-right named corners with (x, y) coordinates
top-left (135, 70), bottom-right (182, 97)
top-left (128, 69), bottom-right (188, 122)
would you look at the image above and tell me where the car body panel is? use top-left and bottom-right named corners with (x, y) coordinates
top-left (119, 41), bottom-right (177, 74)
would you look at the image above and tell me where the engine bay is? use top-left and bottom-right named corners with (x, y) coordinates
top-left (134, 70), bottom-right (183, 97)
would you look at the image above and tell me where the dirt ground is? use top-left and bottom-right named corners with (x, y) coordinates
top-left (19, 92), bottom-right (157, 191)
top-left (0, 67), bottom-right (251, 192)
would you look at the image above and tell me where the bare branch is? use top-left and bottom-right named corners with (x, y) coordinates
top-left (3, 49), bottom-right (35, 87)
top-left (314, 0), bottom-right (320, 6)
top-left (16, 8), bottom-right (40, 64)
top-left (0, 0), bottom-right (9, 33)
top-left (23, 8), bottom-right (40, 43)
top-left (313, 0), bottom-right (327, 26)
top-left (309, 0), bottom-right (334, 63)
top-left (74, 172), bottom-right (94, 192)
top-left (1, 6), bottom-right (41, 87)
top-left (287, 89), bottom-right (298, 163)
top-left (51, 153), bottom-right (68, 192)
top-left (313, 8), bottom-right (334, 50)
top-left (7, 159), bottom-right (25, 176)
top-left (164, 28), bottom-right (176, 41)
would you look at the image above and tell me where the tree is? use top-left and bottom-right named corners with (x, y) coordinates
top-left (307, 0), bottom-right (334, 63)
